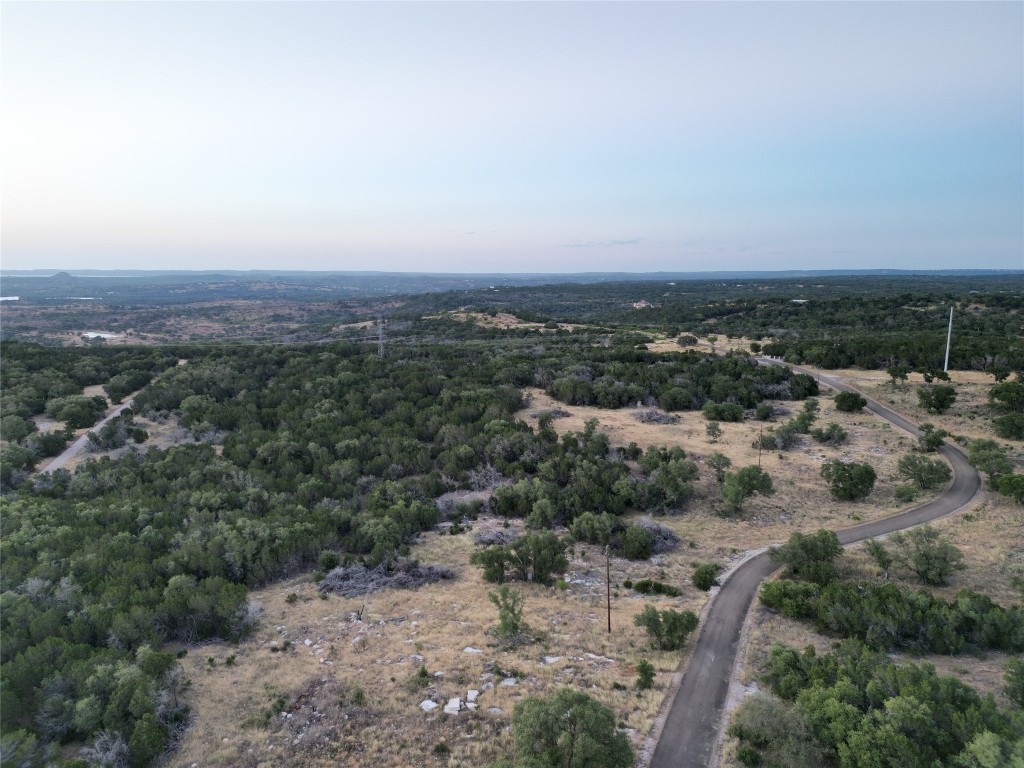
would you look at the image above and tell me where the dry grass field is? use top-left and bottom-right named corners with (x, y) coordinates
top-left (172, 526), bottom-right (700, 768)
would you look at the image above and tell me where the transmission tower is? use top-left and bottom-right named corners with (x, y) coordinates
top-left (377, 316), bottom-right (385, 358)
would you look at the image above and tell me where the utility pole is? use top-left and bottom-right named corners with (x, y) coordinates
top-left (943, 307), bottom-right (953, 373)
top-left (758, 424), bottom-right (763, 468)
top-left (605, 545), bottom-right (612, 633)
top-left (377, 316), bottom-right (385, 359)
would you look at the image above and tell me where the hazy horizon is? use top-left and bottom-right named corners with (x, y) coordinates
top-left (3, 2), bottom-right (1022, 273)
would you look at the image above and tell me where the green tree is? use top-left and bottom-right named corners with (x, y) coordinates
top-left (887, 365), bottom-right (910, 386)
top-left (769, 529), bottom-right (842, 586)
top-left (821, 460), bottom-right (876, 501)
top-left (707, 452), bottom-right (732, 484)
top-left (898, 454), bottom-right (952, 490)
top-left (834, 391), bottom-right (867, 412)
top-left (917, 384), bottom-right (957, 414)
top-left (889, 525), bottom-right (965, 586)
top-left (955, 731), bottom-right (1024, 768)
top-left (706, 421), bottom-right (723, 444)
top-left (509, 531), bottom-right (568, 586)
top-left (128, 713), bottom-right (166, 767)
top-left (917, 423), bottom-right (949, 452)
top-left (967, 439), bottom-right (1013, 485)
top-left (990, 381), bottom-right (1024, 413)
top-left (722, 466), bottom-right (774, 512)
top-left (510, 688), bottom-right (633, 768)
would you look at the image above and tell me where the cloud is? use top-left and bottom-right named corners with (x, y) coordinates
top-left (561, 238), bottom-right (643, 248)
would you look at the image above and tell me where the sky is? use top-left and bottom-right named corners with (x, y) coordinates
top-left (2, 1), bottom-right (1022, 273)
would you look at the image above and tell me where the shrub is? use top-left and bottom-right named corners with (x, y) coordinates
top-left (636, 659), bottom-right (655, 690)
top-left (888, 525), bottom-right (965, 586)
top-left (571, 511), bottom-right (617, 545)
top-left (489, 584), bottom-right (526, 641)
top-left (759, 579), bottom-right (818, 619)
top-left (993, 413), bottom-right (1024, 440)
top-left (769, 530), bottom-right (842, 586)
top-left (895, 484), bottom-right (918, 503)
top-left (702, 402), bottom-right (745, 422)
top-left (834, 391), bottom-right (867, 412)
top-left (318, 551), bottom-right (341, 571)
top-left (633, 578), bottom-right (681, 597)
top-left (722, 466), bottom-right (775, 512)
top-left (810, 422), bottom-right (848, 446)
top-left (737, 745), bottom-right (762, 766)
top-left (634, 605), bottom-right (699, 651)
top-left (897, 454), bottom-right (952, 490)
top-left (1006, 656), bottom-right (1024, 708)
top-left (820, 459), bottom-right (876, 500)
top-left (755, 403), bottom-right (773, 421)
top-left (620, 524), bottom-right (655, 560)
top-left (917, 384), bottom-right (957, 414)
top-left (692, 562), bottom-right (723, 591)
top-left (996, 474), bottom-right (1024, 504)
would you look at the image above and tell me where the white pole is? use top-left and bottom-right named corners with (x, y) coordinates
top-left (943, 307), bottom-right (953, 373)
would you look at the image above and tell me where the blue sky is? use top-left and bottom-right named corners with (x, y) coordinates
top-left (2, 1), bottom-right (1022, 272)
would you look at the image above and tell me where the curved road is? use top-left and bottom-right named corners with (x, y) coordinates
top-left (649, 361), bottom-right (982, 768)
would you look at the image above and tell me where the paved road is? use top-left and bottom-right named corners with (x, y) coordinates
top-left (648, 361), bottom-right (981, 768)
top-left (39, 398), bottom-right (135, 473)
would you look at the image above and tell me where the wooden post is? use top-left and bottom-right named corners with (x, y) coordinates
top-left (605, 545), bottom-right (612, 633)
top-left (758, 424), bottom-right (763, 468)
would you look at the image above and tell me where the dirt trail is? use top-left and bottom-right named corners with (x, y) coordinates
top-left (647, 360), bottom-right (982, 768)
top-left (39, 398), bottom-right (136, 473)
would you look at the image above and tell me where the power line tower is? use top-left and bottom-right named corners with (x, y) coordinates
top-left (377, 316), bottom-right (385, 359)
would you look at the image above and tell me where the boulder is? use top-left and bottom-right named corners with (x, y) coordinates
top-left (443, 698), bottom-right (462, 715)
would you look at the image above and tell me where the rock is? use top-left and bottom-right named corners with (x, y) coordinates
top-left (433, 671), bottom-right (445, 678)
top-left (499, 677), bottom-right (518, 686)
top-left (466, 702), bottom-right (477, 710)
top-left (467, 689), bottom-right (479, 703)
top-left (304, 639), bottom-right (313, 647)
top-left (463, 646), bottom-right (483, 654)
top-left (443, 697), bottom-right (462, 715)
top-left (487, 707), bottom-right (503, 715)
top-left (420, 700), bottom-right (438, 712)
top-left (543, 656), bottom-right (562, 665)
top-left (481, 682), bottom-right (495, 691)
